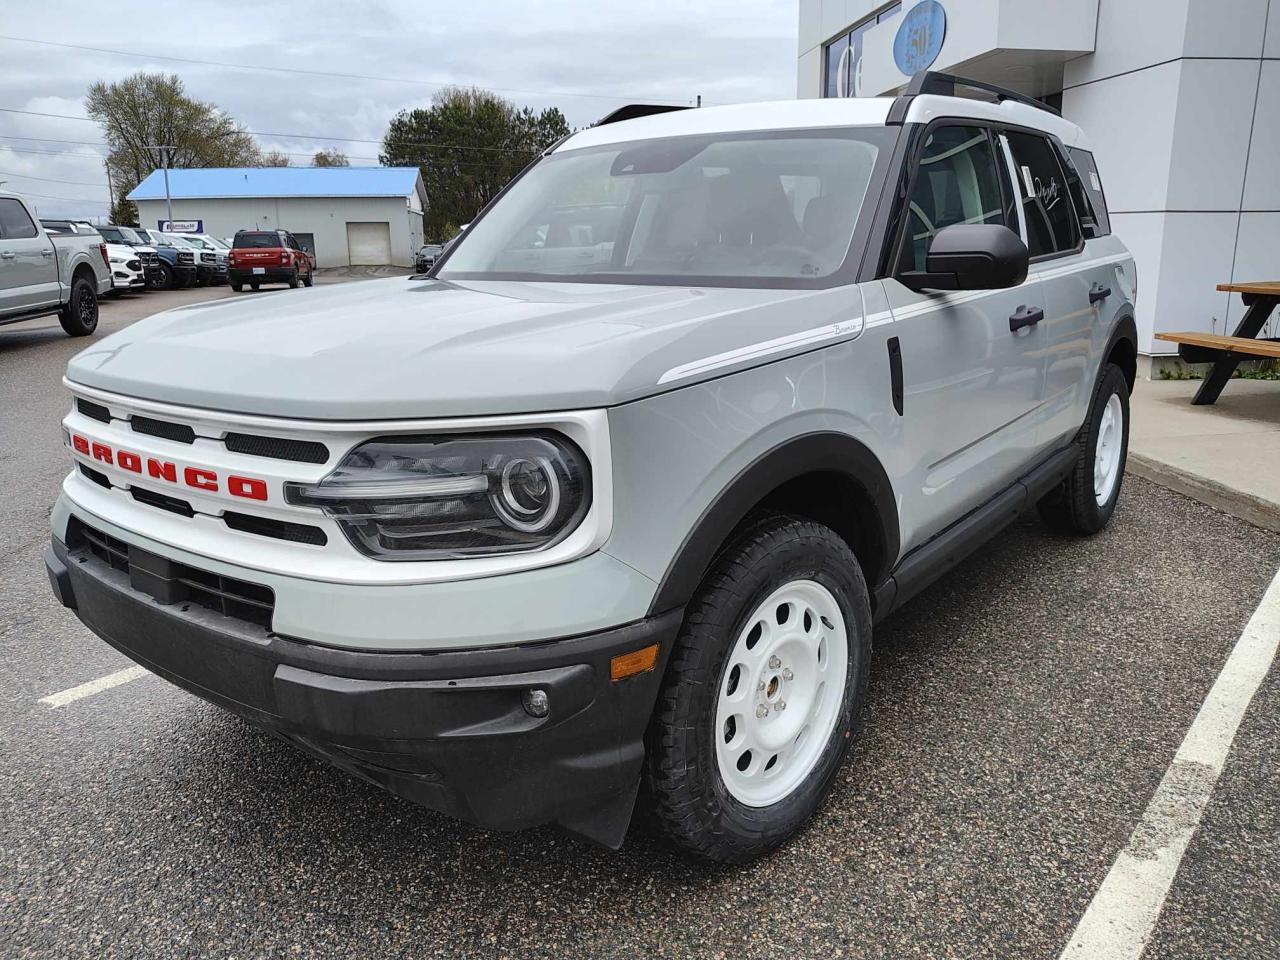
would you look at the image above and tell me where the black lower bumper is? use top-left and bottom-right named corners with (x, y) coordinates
top-left (47, 536), bottom-right (679, 847)
top-left (229, 267), bottom-right (297, 285)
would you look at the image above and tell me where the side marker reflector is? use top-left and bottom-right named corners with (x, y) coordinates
top-left (610, 643), bottom-right (659, 681)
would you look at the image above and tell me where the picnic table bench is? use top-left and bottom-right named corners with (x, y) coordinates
top-left (1156, 281), bottom-right (1280, 404)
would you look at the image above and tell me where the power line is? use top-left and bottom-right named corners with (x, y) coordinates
top-left (0, 168), bottom-right (108, 186)
top-left (12, 188), bottom-right (109, 203)
top-left (0, 106), bottom-right (557, 157)
top-left (0, 34), bottom-right (692, 105)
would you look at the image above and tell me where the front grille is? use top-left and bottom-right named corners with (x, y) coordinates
top-left (178, 252), bottom-right (195, 264)
top-left (224, 432), bottom-right (329, 464)
top-left (201, 252), bottom-right (216, 263)
top-left (224, 511), bottom-right (327, 546)
top-left (130, 486), bottom-right (195, 518)
top-left (79, 463), bottom-right (111, 489)
top-left (130, 415), bottom-right (196, 444)
top-left (69, 517), bottom-right (275, 630)
top-left (140, 251), bottom-right (158, 265)
top-left (76, 397), bottom-right (112, 424)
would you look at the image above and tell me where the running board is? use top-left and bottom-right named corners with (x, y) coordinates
top-left (874, 446), bottom-right (1078, 622)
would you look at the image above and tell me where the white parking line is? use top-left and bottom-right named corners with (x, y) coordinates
top-left (38, 665), bottom-right (151, 708)
top-left (1060, 565), bottom-right (1280, 959)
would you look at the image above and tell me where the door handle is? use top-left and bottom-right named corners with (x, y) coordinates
top-left (1009, 305), bottom-right (1044, 332)
top-left (1089, 282), bottom-right (1111, 304)
top-left (41, 249), bottom-right (54, 258)
top-left (0, 251), bottom-right (15, 260)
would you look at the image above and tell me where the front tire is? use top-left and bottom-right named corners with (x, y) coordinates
top-left (645, 515), bottom-right (871, 863)
top-left (1038, 363), bottom-right (1130, 535)
top-left (302, 266), bottom-right (313, 287)
top-left (58, 274), bottom-right (99, 337)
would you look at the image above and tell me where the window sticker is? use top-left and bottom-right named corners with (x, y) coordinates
top-left (1020, 164), bottom-right (1035, 198)
top-left (1089, 171), bottom-right (1102, 191)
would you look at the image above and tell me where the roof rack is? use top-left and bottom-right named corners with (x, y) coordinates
top-left (594, 104), bottom-right (691, 127)
top-left (886, 70), bottom-right (1062, 125)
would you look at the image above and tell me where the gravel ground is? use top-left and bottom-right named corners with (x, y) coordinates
top-left (2, 291), bottom-right (1278, 958)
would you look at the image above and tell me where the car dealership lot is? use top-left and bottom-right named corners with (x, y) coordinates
top-left (2, 287), bottom-right (1278, 959)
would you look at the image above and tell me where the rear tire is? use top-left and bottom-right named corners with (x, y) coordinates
top-left (302, 267), bottom-right (313, 287)
top-left (250, 282), bottom-right (260, 291)
top-left (1038, 363), bottom-right (1130, 535)
top-left (58, 274), bottom-right (99, 337)
top-left (645, 515), bottom-right (871, 863)
top-left (229, 281), bottom-right (243, 292)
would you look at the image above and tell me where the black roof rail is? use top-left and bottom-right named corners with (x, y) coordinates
top-left (886, 70), bottom-right (1062, 125)
top-left (594, 104), bottom-right (691, 127)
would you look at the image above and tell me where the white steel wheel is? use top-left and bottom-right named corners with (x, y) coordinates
top-left (715, 579), bottom-right (849, 807)
top-left (1094, 392), bottom-right (1124, 505)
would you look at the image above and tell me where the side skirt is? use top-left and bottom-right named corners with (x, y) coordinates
top-left (873, 445), bottom-right (1078, 622)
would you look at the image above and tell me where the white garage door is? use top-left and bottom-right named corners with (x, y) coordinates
top-left (346, 221), bottom-right (392, 265)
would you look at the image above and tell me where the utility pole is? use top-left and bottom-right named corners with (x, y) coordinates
top-left (696, 95), bottom-right (702, 108)
top-left (144, 144), bottom-right (175, 228)
top-left (104, 158), bottom-right (115, 217)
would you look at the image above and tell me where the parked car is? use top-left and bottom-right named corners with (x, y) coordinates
top-left (97, 225), bottom-right (163, 290)
top-left (137, 228), bottom-right (198, 289)
top-left (40, 220), bottom-right (143, 297)
top-left (414, 243), bottom-right (444, 273)
top-left (227, 229), bottom-right (315, 291)
top-left (47, 73), bottom-right (1137, 861)
top-left (1, 194), bottom-right (109, 336)
top-left (171, 232), bottom-right (230, 285)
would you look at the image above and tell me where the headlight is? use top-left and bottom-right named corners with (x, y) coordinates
top-left (284, 433), bottom-right (591, 560)
top-left (109, 256), bottom-right (126, 264)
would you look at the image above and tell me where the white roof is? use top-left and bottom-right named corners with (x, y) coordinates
top-left (557, 93), bottom-right (1088, 152)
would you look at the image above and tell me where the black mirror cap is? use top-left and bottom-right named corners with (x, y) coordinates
top-left (918, 223), bottom-right (1029, 291)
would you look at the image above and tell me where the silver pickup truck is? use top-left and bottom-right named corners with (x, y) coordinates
top-left (0, 191), bottom-right (111, 337)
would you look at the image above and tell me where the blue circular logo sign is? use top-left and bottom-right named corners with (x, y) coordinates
top-left (894, 1), bottom-right (947, 75)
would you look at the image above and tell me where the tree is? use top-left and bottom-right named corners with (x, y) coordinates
top-left (380, 87), bottom-right (570, 239)
top-left (260, 150), bottom-right (291, 167)
top-left (109, 198), bottom-right (138, 227)
top-left (312, 148), bottom-right (349, 167)
top-left (86, 72), bottom-right (262, 210)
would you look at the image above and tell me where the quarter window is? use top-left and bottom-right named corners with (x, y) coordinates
top-left (1005, 132), bottom-right (1082, 257)
top-left (900, 125), bottom-right (1008, 273)
top-left (0, 198), bottom-right (39, 240)
top-left (1066, 147), bottom-right (1110, 238)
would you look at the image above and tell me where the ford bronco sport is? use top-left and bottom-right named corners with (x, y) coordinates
top-left (46, 73), bottom-right (1136, 863)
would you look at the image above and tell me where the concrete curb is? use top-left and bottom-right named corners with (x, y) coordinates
top-left (1129, 453), bottom-right (1280, 534)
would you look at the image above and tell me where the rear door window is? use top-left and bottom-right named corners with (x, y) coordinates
top-left (1004, 131), bottom-right (1082, 258)
top-left (899, 125), bottom-right (1010, 273)
top-left (1066, 147), bottom-right (1111, 237)
top-left (234, 232), bottom-right (283, 248)
top-left (0, 199), bottom-right (40, 239)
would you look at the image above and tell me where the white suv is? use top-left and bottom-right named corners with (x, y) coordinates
top-left (47, 73), bottom-right (1135, 862)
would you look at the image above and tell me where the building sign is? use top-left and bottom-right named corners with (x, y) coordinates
top-left (894, 1), bottom-right (946, 75)
top-left (158, 219), bottom-right (203, 233)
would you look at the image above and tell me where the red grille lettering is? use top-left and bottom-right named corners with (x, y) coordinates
top-left (184, 467), bottom-right (218, 491)
top-left (72, 435), bottom-right (90, 455)
top-left (228, 475), bottom-right (268, 501)
top-left (147, 458), bottom-right (177, 483)
top-left (91, 442), bottom-right (113, 465)
top-left (117, 450), bottom-right (142, 473)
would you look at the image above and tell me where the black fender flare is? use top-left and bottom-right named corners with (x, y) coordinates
top-left (646, 431), bottom-right (900, 616)
top-left (1101, 311), bottom-right (1138, 391)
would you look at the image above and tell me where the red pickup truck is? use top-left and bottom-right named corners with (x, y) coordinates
top-left (227, 229), bottom-right (315, 291)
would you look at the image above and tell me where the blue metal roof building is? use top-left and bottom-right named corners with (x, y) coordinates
top-left (128, 166), bottom-right (427, 268)
top-left (128, 166), bottom-right (425, 201)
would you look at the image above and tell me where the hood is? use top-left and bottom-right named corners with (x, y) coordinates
top-left (66, 276), bottom-right (863, 419)
top-left (103, 243), bottom-right (135, 260)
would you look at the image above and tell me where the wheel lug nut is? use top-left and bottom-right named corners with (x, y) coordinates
top-left (782, 668), bottom-right (794, 681)
top-left (777, 700), bottom-right (787, 711)
top-left (757, 680), bottom-right (766, 692)
top-left (755, 704), bottom-right (769, 719)
top-left (768, 655), bottom-right (782, 669)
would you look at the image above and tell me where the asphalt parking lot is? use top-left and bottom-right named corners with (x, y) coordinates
top-left (2, 286), bottom-right (1278, 959)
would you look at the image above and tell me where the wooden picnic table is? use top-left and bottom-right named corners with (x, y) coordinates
top-left (1155, 281), bottom-right (1280, 404)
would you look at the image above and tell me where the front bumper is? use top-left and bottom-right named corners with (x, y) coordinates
top-left (46, 532), bottom-right (679, 847)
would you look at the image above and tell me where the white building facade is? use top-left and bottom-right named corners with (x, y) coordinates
top-left (129, 167), bottom-right (427, 269)
top-left (798, 0), bottom-right (1280, 369)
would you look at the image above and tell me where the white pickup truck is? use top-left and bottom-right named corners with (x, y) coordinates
top-left (0, 191), bottom-right (111, 337)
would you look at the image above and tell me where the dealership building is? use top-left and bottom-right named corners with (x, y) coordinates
top-left (798, 0), bottom-right (1280, 370)
top-left (128, 167), bottom-right (427, 268)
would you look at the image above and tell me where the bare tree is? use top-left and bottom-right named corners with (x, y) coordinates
top-left (260, 150), bottom-right (292, 167)
top-left (312, 149), bottom-right (349, 167)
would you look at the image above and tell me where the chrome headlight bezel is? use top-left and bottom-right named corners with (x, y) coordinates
top-left (284, 431), bottom-right (593, 561)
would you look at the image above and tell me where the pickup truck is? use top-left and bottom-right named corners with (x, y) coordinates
top-left (0, 192), bottom-right (111, 336)
top-left (137, 228), bottom-right (198, 289)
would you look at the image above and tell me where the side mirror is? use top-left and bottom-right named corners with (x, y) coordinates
top-left (899, 224), bottom-right (1028, 292)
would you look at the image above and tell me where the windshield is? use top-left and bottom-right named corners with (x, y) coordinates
top-left (160, 234), bottom-right (195, 248)
top-left (438, 129), bottom-right (889, 286)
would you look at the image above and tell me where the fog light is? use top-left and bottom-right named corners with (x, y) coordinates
top-left (522, 688), bottom-right (549, 718)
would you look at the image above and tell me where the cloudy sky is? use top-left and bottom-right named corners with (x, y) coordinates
top-left (0, 0), bottom-right (799, 220)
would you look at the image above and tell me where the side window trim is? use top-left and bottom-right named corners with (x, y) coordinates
top-left (996, 134), bottom-right (1029, 247)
